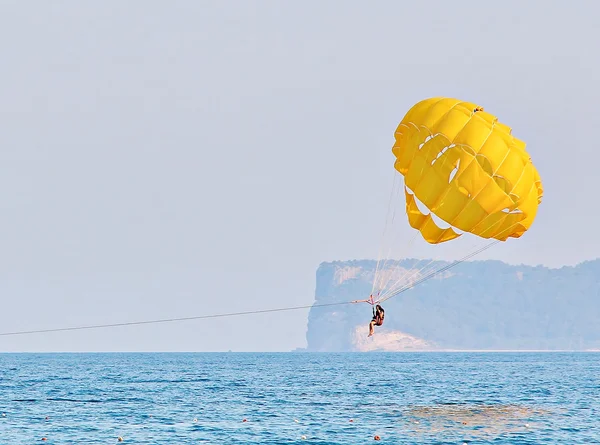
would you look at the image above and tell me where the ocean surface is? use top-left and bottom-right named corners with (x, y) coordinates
top-left (0, 352), bottom-right (598, 444)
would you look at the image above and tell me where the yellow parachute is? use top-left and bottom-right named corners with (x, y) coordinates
top-left (392, 97), bottom-right (543, 244)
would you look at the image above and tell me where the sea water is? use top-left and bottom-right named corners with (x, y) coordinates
top-left (0, 352), bottom-right (598, 444)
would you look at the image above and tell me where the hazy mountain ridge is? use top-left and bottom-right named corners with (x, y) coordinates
top-left (302, 258), bottom-right (600, 351)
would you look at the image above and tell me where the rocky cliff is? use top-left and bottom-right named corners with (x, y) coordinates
top-left (303, 258), bottom-right (600, 351)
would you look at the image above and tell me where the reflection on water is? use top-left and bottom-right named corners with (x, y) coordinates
top-left (401, 403), bottom-right (552, 440)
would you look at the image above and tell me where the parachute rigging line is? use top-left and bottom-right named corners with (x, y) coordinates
top-left (377, 233), bottom-right (483, 302)
top-left (0, 240), bottom-right (499, 338)
top-left (378, 239), bottom-right (500, 303)
top-left (371, 171), bottom-right (401, 296)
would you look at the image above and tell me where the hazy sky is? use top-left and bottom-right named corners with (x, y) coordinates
top-left (1, 1), bottom-right (598, 352)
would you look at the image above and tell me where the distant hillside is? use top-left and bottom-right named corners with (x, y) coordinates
top-left (302, 259), bottom-right (600, 351)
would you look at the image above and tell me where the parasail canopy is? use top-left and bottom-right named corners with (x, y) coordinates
top-left (392, 97), bottom-right (543, 244)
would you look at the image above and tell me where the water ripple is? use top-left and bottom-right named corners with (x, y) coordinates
top-left (0, 352), bottom-right (598, 444)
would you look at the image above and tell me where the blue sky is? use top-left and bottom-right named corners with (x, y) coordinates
top-left (0, 1), bottom-right (597, 352)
